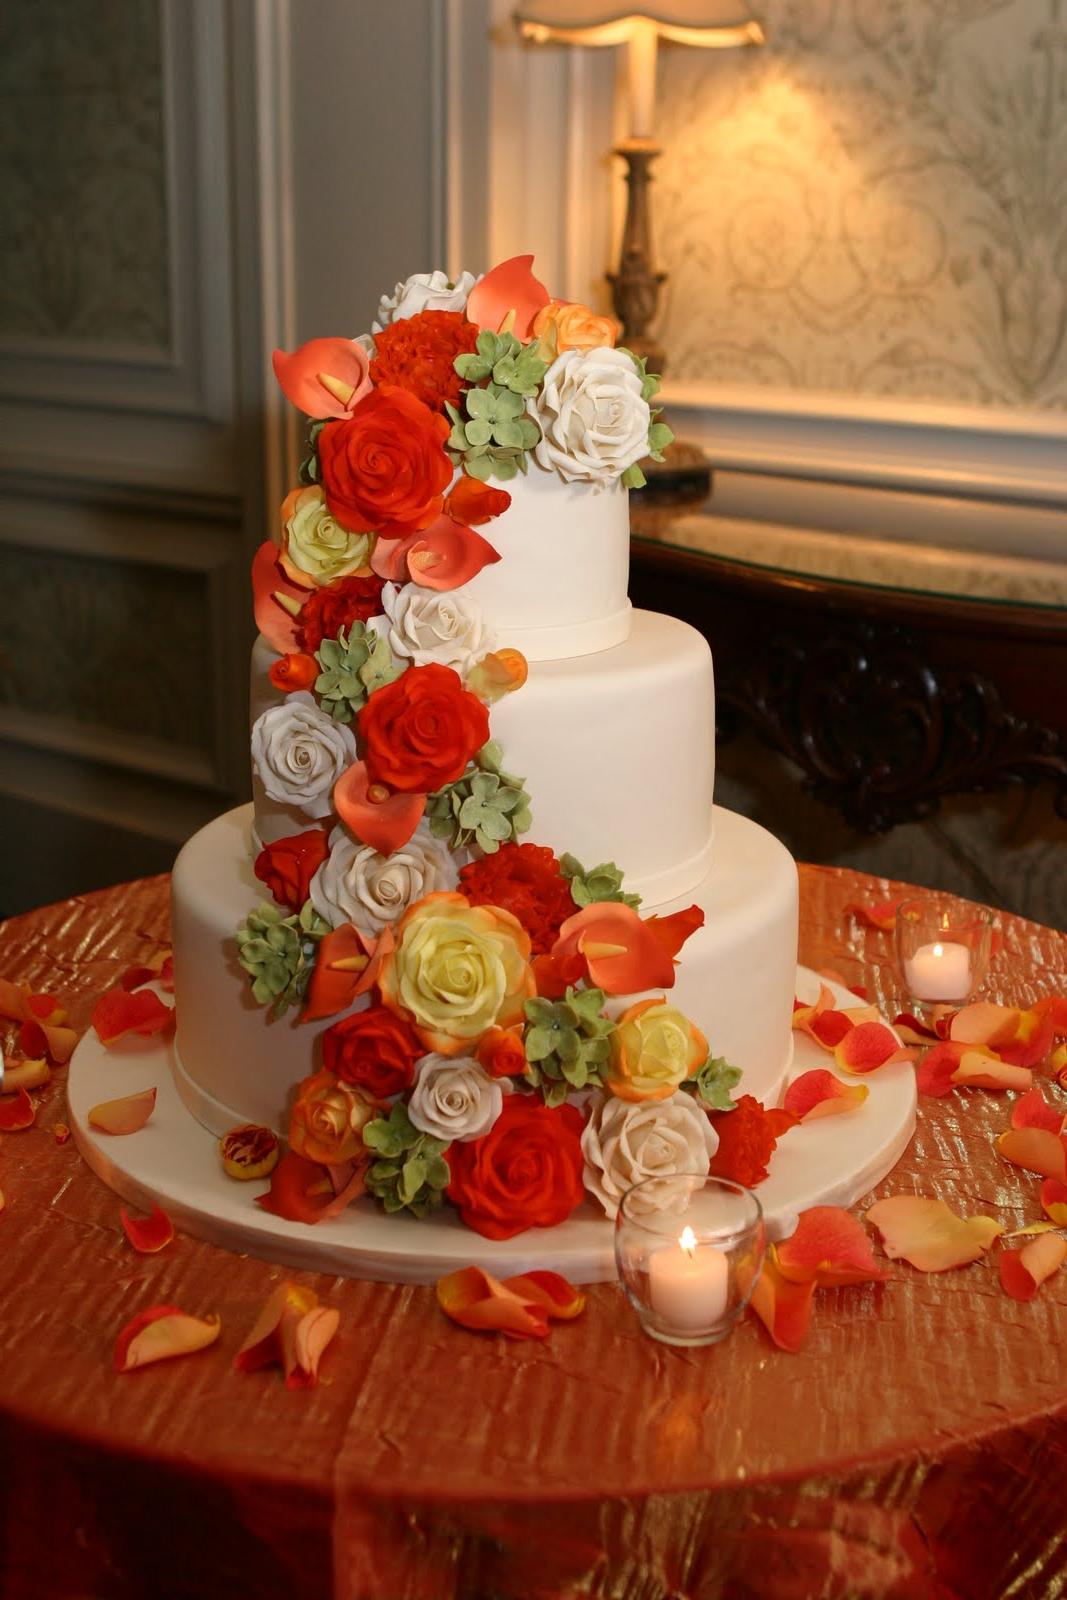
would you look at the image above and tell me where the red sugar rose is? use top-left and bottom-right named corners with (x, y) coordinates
top-left (297, 575), bottom-right (385, 653)
top-left (253, 829), bottom-right (329, 913)
top-left (317, 385), bottom-right (452, 536)
top-left (460, 843), bottom-right (575, 956)
top-left (359, 663), bottom-right (490, 794)
top-left (321, 1005), bottom-right (423, 1100)
top-left (446, 1095), bottom-right (586, 1240)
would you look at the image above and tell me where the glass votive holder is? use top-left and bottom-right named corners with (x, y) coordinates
top-left (894, 896), bottom-right (994, 1007)
top-left (614, 1174), bottom-right (765, 1348)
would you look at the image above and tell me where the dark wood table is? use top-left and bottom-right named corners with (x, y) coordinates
top-left (1, 867), bottom-right (1066, 1599)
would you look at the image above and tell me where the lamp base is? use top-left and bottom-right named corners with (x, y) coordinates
top-left (634, 436), bottom-right (712, 506)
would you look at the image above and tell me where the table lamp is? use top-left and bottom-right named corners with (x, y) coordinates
top-left (514, 1), bottom-right (765, 496)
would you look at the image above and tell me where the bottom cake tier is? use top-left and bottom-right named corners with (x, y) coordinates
top-left (171, 803), bottom-right (799, 1135)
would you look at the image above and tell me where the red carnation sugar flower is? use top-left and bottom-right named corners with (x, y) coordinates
top-left (297, 575), bottom-right (384, 653)
top-left (370, 310), bottom-right (479, 413)
top-left (708, 1094), bottom-right (797, 1188)
top-left (459, 843), bottom-right (575, 955)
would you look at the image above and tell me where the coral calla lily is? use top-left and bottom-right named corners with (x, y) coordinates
top-left (371, 515), bottom-right (501, 591)
top-left (333, 761), bottom-right (425, 856)
top-left (866, 1194), bottom-right (1003, 1271)
top-left (271, 337), bottom-right (372, 419)
top-left (302, 921), bottom-right (393, 1023)
top-left (255, 1151), bottom-right (366, 1224)
top-left (251, 540), bottom-right (304, 655)
top-left (550, 902), bottom-right (702, 996)
top-left (466, 255), bottom-right (550, 340)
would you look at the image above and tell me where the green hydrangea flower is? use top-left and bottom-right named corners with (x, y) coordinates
top-left (426, 741), bottom-right (532, 853)
top-left (684, 1055), bottom-right (742, 1112)
top-left (523, 986), bottom-right (614, 1107)
top-left (314, 624), bottom-right (401, 722)
top-left (363, 1103), bottom-right (451, 1217)
top-left (234, 900), bottom-right (329, 1020)
top-left (454, 330), bottom-right (547, 396)
top-left (560, 853), bottom-right (641, 911)
top-left (445, 382), bottom-right (541, 482)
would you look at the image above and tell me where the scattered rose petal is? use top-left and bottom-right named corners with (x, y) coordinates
top-left (0, 977), bottom-right (65, 1026)
top-left (88, 1087), bottom-right (158, 1136)
top-left (91, 988), bottom-right (174, 1046)
top-left (1011, 1087), bottom-right (1066, 1135)
top-left (783, 1070), bottom-right (869, 1122)
top-left (120, 1204), bottom-right (175, 1254)
top-left (1033, 995), bottom-right (1067, 1033)
top-left (775, 1206), bottom-right (889, 1287)
top-left (235, 1282), bottom-right (340, 1388)
top-left (950, 1055), bottom-right (1032, 1093)
top-left (866, 1195), bottom-right (1003, 1271)
top-left (114, 1305), bottom-right (220, 1373)
top-left (835, 1020), bottom-right (912, 1075)
top-left (997, 1012), bottom-right (1057, 1070)
top-left (1050, 1041), bottom-right (1067, 1086)
top-left (949, 1003), bottom-right (1021, 1051)
top-left (893, 1011), bottom-right (938, 1044)
top-left (0, 1088), bottom-right (35, 1131)
top-left (18, 1017), bottom-right (78, 1064)
top-left (2, 1057), bottom-right (50, 1093)
top-left (436, 1266), bottom-right (550, 1340)
top-left (748, 1255), bottom-right (817, 1352)
top-left (916, 1041), bottom-right (968, 1098)
top-left (1040, 1178), bottom-right (1067, 1226)
top-left (501, 1270), bottom-right (586, 1321)
top-left (996, 1127), bottom-right (1067, 1182)
top-left (999, 1233), bottom-right (1067, 1302)
top-left (843, 898), bottom-right (900, 931)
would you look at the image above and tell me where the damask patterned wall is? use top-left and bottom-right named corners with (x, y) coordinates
top-left (0, 0), bottom-right (169, 346)
top-left (655, 0), bottom-right (1067, 411)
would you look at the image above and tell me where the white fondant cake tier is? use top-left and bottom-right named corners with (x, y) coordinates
top-left (251, 610), bottom-right (716, 902)
top-left (459, 461), bottom-right (631, 660)
top-left (171, 803), bottom-right (798, 1138)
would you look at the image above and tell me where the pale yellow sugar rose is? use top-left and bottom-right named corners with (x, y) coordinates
top-left (532, 299), bottom-right (620, 362)
top-left (379, 892), bottom-right (534, 1055)
top-left (604, 998), bottom-right (708, 1102)
top-left (279, 485), bottom-right (375, 587)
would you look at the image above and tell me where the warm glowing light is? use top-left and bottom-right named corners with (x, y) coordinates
top-left (680, 1225), bottom-right (697, 1256)
top-left (933, 943), bottom-right (944, 959)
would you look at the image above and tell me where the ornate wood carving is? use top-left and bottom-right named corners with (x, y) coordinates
top-left (716, 621), bottom-right (1067, 833)
top-left (607, 142), bottom-right (667, 372)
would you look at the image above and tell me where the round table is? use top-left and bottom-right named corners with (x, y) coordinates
top-left (1, 866), bottom-right (1065, 1600)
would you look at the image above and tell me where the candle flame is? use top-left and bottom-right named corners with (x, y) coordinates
top-left (679, 1225), bottom-right (697, 1257)
top-left (933, 942), bottom-right (944, 958)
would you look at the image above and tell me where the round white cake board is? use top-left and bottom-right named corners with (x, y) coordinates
top-left (66, 968), bottom-right (916, 1284)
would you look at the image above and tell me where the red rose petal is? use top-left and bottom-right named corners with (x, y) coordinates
top-left (114, 1305), bottom-right (220, 1373)
top-left (782, 1069), bottom-right (869, 1122)
top-left (91, 987), bottom-right (174, 1046)
top-left (775, 1206), bottom-right (889, 1287)
top-left (120, 1204), bottom-right (175, 1254)
top-left (0, 1088), bottom-right (35, 1131)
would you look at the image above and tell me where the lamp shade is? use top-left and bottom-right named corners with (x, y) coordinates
top-left (513, 2), bottom-right (764, 48)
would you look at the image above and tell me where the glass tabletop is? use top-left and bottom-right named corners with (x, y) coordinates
top-left (630, 502), bottom-right (1067, 616)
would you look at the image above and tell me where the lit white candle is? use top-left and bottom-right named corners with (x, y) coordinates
top-left (648, 1225), bottom-right (729, 1330)
top-left (904, 940), bottom-right (971, 1001)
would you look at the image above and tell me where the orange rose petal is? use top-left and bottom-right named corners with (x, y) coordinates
top-left (866, 1195), bottom-right (1003, 1271)
top-left (120, 1204), bottom-right (175, 1254)
top-left (996, 1126), bottom-right (1067, 1181)
top-left (949, 1002), bottom-right (1021, 1050)
top-left (783, 1070), bottom-right (869, 1122)
top-left (0, 977), bottom-right (59, 1024)
top-left (1033, 995), bottom-right (1067, 1032)
top-left (775, 1206), bottom-right (889, 1287)
top-left (2, 1057), bottom-right (50, 1093)
top-left (251, 540), bottom-right (303, 654)
top-left (302, 922), bottom-right (393, 1023)
top-left (436, 1266), bottom-right (551, 1340)
top-left (287, 1305), bottom-right (341, 1389)
top-left (998, 1233), bottom-right (1067, 1302)
top-left (998, 1014), bottom-right (1057, 1070)
top-left (950, 1054), bottom-right (1032, 1093)
top-left (19, 1017), bottom-right (79, 1065)
top-left (1039, 1177), bottom-right (1067, 1226)
top-left (503, 1270), bottom-right (586, 1320)
top-left (235, 1282), bottom-right (338, 1388)
top-left (88, 1087), bottom-right (158, 1135)
top-left (1011, 1086), bottom-right (1066, 1134)
top-left (748, 1255), bottom-right (817, 1353)
top-left (466, 253), bottom-right (551, 340)
top-left (834, 1020), bottom-right (909, 1075)
top-left (114, 1305), bottom-right (220, 1373)
top-left (916, 1041), bottom-right (968, 1098)
top-left (1049, 1041), bottom-right (1067, 1085)
top-left (235, 1283), bottom-right (315, 1373)
top-left (91, 987), bottom-right (174, 1046)
top-left (0, 1089), bottom-right (35, 1131)
top-left (843, 898), bottom-right (900, 931)
top-left (333, 761), bottom-right (425, 856)
top-left (893, 1011), bottom-right (939, 1044)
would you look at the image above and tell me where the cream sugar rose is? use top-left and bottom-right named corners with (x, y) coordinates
top-left (170, 256), bottom-right (799, 1242)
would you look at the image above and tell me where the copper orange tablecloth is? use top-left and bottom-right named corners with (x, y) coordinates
top-left (1, 866), bottom-right (1065, 1600)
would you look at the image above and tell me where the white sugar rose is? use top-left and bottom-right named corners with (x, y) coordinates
top-left (373, 269), bottom-right (480, 332)
top-left (580, 1090), bottom-right (719, 1220)
top-left (281, 485), bottom-right (374, 587)
top-left (250, 693), bottom-right (356, 819)
top-left (408, 1052), bottom-right (504, 1143)
top-left (381, 582), bottom-right (494, 671)
top-left (309, 821), bottom-right (458, 936)
top-left (532, 346), bottom-right (650, 487)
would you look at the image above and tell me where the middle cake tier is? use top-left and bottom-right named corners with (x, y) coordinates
top-left (250, 609), bottom-right (715, 906)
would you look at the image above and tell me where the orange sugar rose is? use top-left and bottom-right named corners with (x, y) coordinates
top-left (532, 300), bottom-right (620, 361)
top-left (288, 1070), bottom-right (377, 1166)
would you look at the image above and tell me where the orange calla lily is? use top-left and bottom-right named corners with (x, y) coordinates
top-left (370, 515), bottom-right (501, 591)
top-left (782, 1069), bottom-right (869, 1122)
top-left (88, 1088), bottom-right (158, 1135)
top-left (271, 336), bottom-right (372, 419)
top-left (251, 540), bottom-right (304, 654)
top-left (866, 1194), bottom-right (1002, 1271)
top-left (466, 254), bottom-right (551, 340)
top-left (550, 902), bottom-right (702, 996)
top-left (113, 1305), bottom-right (220, 1373)
top-left (302, 921), bottom-right (393, 1024)
top-left (332, 760), bottom-right (425, 856)
top-left (998, 1232), bottom-right (1067, 1302)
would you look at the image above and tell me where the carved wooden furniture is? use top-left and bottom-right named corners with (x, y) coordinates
top-left (629, 505), bottom-right (1067, 833)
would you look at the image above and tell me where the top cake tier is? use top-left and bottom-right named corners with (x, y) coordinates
top-left (461, 461), bottom-right (631, 661)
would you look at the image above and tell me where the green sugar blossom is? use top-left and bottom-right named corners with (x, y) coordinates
top-left (363, 1103), bottom-right (451, 1217)
top-left (684, 1055), bottom-right (743, 1112)
top-left (234, 899), bottom-right (329, 1020)
top-left (560, 853), bottom-right (641, 911)
top-left (454, 329), bottom-right (548, 396)
top-left (523, 986), bottom-right (615, 1107)
top-left (426, 741), bottom-right (532, 853)
top-left (314, 624), bottom-right (401, 723)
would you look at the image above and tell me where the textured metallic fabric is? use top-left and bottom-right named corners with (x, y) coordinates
top-left (0, 867), bottom-right (1064, 1600)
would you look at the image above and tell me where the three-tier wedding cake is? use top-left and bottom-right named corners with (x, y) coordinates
top-left (169, 257), bottom-right (799, 1241)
